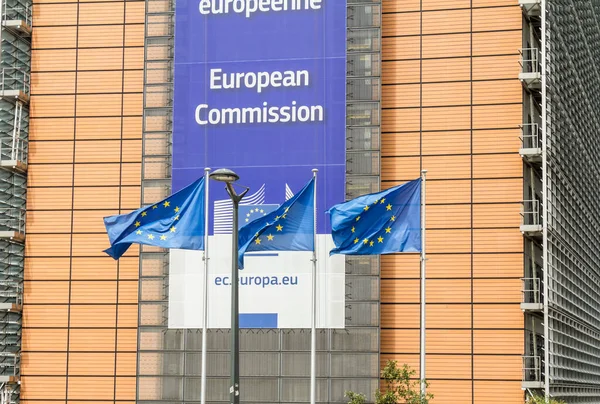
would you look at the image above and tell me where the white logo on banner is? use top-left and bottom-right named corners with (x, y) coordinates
top-left (168, 183), bottom-right (345, 329)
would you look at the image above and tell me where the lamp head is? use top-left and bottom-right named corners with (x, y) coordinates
top-left (209, 168), bottom-right (239, 183)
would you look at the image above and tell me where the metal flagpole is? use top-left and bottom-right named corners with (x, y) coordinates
top-left (206, 168), bottom-right (246, 404)
top-left (310, 168), bottom-right (318, 404)
top-left (420, 169), bottom-right (427, 397)
top-left (200, 167), bottom-right (210, 404)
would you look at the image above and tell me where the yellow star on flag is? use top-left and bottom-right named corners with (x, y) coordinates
top-left (380, 198), bottom-right (385, 204)
top-left (170, 226), bottom-right (176, 233)
top-left (152, 205), bottom-right (158, 209)
top-left (369, 240), bottom-right (374, 247)
top-left (386, 204), bottom-right (392, 211)
top-left (276, 224), bottom-right (283, 231)
top-left (141, 212), bottom-right (147, 217)
top-left (363, 238), bottom-right (369, 245)
top-left (374, 199), bottom-right (379, 204)
top-left (134, 221), bottom-right (141, 227)
top-left (378, 236), bottom-right (384, 243)
top-left (267, 234), bottom-right (274, 241)
top-left (163, 201), bottom-right (170, 208)
top-left (136, 230), bottom-right (142, 235)
top-left (160, 235), bottom-right (167, 241)
top-left (148, 234), bottom-right (154, 240)
top-left (255, 238), bottom-right (262, 245)
top-left (354, 238), bottom-right (359, 244)
top-left (385, 227), bottom-right (391, 233)
top-left (174, 206), bottom-right (180, 213)
top-left (356, 216), bottom-right (360, 221)
top-left (364, 205), bottom-right (370, 211)
top-left (275, 215), bottom-right (280, 221)
top-left (351, 226), bottom-right (355, 233)
top-left (174, 215), bottom-right (180, 221)
top-left (391, 215), bottom-right (396, 221)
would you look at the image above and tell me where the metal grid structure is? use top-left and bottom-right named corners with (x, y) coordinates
top-left (0, 0), bottom-right (29, 401)
top-left (542, 0), bottom-right (600, 401)
top-left (519, 1), bottom-right (545, 398)
top-left (137, 0), bottom-right (381, 402)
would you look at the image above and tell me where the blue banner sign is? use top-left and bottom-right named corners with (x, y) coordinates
top-left (172, 0), bottom-right (346, 234)
top-left (169, 0), bottom-right (347, 329)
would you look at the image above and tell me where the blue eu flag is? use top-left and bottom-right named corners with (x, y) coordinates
top-left (238, 177), bottom-right (315, 269)
top-left (328, 179), bottom-right (421, 255)
top-left (103, 177), bottom-right (206, 259)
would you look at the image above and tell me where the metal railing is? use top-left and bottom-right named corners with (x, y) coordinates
top-left (0, 68), bottom-right (29, 96)
top-left (522, 277), bottom-right (543, 304)
top-left (523, 355), bottom-right (542, 383)
top-left (0, 0), bottom-right (31, 26)
top-left (0, 209), bottom-right (25, 234)
top-left (0, 136), bottom-right (26, 163)
top-left (521, 199), bottom-right (542, 226)
top-left (0, 352), bottom-right (19, 377)
top-left (520, 123), bottom-right (542, 149)
top-left (0, 382), bottom-right (17, 404)
top-left (519, 47), bottom-right (541, 74)
top-left (0, 283), bottom-right (21, 306)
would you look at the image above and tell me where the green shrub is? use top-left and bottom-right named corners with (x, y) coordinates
top-left (345, 360), bottom-right (433, 404)
top-left (527, 395), bottom-right (566, 404)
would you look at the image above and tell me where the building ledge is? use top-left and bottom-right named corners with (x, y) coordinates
top-left (2, 20), bottom-right (32, 36)
top-left (520, 148), bottom-right (542, 164)
top-left (520, 224), bottom-right (543, 238)
top-left (0, 89), bottom-right (29, 104)
top-left (0, 303), bottom-right (21, 312)
top-left (519, 0), bottom-right (541, 17)
top-left (0, 231), bottom-right (25, 243)
top-left (0, 159), bottom-right (27, 173)
top-left (522, 381), bottom-right (544, 389)
top-left (521, 302), bottom-right (544, 312)
top-left (519, 72), bottom-right (542, 90)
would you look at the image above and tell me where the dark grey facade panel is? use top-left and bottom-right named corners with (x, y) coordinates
top-left (546, 0), bottom-right (600, 401)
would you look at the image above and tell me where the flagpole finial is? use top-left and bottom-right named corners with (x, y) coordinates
top-left (205, 167), bottom-right (211, 173)
top-left (312, 168), bottom-right (318, 173)
top-left (421, 169), bottom-right (427, 174)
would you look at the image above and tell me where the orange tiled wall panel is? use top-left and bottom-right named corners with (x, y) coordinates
top-left (381, 1), bottom-right (524, 403)
top-left (22, 0), bottom-right (144, 402)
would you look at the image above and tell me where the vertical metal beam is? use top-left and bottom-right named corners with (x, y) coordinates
top-left (229, 192), bottom-right (240, 404)
top-left (200, 167), bottom-right (210, 404)
top-left (541, 0), bottom-right (550, 399)
top-left (225, 183), bottom-right (247, 404)
top-left (420, 169), bottom-right (427, 396)
top-left (310, 168), bottom-right (318, 404)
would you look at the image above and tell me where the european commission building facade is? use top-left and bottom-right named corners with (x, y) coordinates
top-left (0, 0), bottom-right (598, 403)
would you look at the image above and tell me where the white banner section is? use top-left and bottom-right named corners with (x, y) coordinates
top-left (168, 234), bottom-right (345, 329)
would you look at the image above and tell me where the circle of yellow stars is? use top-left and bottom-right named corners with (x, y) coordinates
top-left (350, 197), bottom-right (396, 247)
top-left (245, 207), bottom-right (267, 223)
top-left (132, 200), bottom-right (181, 242)
top-left (253, 207), bottom-right (290, 245)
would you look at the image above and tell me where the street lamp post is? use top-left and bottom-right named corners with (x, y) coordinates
top-left (209, 168), bottom-right (248, 404)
